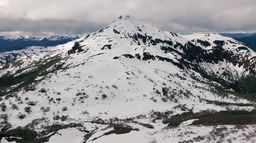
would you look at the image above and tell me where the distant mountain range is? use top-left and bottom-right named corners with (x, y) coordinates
top-left (0, 32), bottom-right (79, 52)
top-left (0, 16), bottom-right (256, 143)
top-left (221, 33), bottom-right (256, 51)
top-left (1, 31), bottom-right (255, 53)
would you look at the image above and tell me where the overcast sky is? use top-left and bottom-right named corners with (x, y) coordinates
top-left (0, 0), bottom-right (255, 34)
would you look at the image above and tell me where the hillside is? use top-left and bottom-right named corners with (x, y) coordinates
top-left (0, 16), bottom-right (256, 143)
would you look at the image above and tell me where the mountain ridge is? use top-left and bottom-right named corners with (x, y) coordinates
top-left (0, 16), bottom-right (256, 143)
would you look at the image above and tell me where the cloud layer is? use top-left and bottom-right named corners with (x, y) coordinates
top-left (0, 0), bottom-right (255, 33)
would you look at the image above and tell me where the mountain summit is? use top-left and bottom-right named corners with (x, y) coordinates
top-left (108, 15), bottom-right (180, 39)
top-left (0, 16), bottom-right (256, 143)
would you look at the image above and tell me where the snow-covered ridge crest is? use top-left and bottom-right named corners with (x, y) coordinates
top-left (109, 15), bottom-right (181, 39)
top-left (82, 15), bottom-right (187, 46)
top-left (0, 31), bottom-right (79, 40)
top-left (0, 15), bottom-right (256, 143)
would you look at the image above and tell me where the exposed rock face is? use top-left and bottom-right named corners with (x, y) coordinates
top-left (0, 16), bottom-right (255, 143)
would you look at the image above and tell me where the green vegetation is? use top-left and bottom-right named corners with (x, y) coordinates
top-left (0, 123), bottom-right (83, 143)
top-left (196, 67), bottom-right (234, 90)
top-left (164, 110), bottom-right (256, 127)
top-left (217, 75), bottom-right (256, 102)
top-left (92, 124), bottom-right (139, 141)
top-left (192, 110), bottom-right (256, 126)
top-left (196, 67), bottom-right (256, 101)
top-left (237, 75), bottom-right (256, 94)
top-left (0, 55), bottom-right (64, 96)
top-left (0, 128), bottom-right (38, 143)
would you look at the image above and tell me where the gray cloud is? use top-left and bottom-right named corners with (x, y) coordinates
top-left (0, 17), bottom-right (102, 34)
top-left (0, 0), bottom-right (256, 33)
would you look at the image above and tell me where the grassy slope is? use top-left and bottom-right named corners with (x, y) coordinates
top-left (0, 55), bottom-right (65, 96)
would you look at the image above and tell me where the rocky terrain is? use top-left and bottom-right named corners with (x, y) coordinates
top-left (0, 16), bottom-right (256, 143)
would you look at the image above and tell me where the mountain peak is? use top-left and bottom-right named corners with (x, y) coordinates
top-left (110, 15), bottom-right (144, 29)
top-left (1, 15), bottom-right (256, 143)
top-left (98, 15), bottom-right (183, 43)
top-left (117, 15), bottom-right (134, 20)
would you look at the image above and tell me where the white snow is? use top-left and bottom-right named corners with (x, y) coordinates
top-left (89, 130), bottom-right (149, 143)
top-left (0, 138), bottom-right (16, 143)
top-left (0, 15), bottom-right (256, 143)
top-left (46, 128), bottom-right (84, 143)
top-left (179, 119), bottom-right (198, 127)
top-left (0, 31), bottom-right (78, 40)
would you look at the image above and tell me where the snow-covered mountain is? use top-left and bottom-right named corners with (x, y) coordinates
top-left (0, 31), bottom-right (79, 52)
top-left (0, 31), bottom-right (79, 40)
top-left (0, 16), bottom-right (256, 143)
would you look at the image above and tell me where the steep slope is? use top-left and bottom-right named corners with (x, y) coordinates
top-left (184, 33), bottom-right (256, 76)
top-left (0, 16), bottom-right (256, 143)
top-left (184, 33), bottom-right (256, 94)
